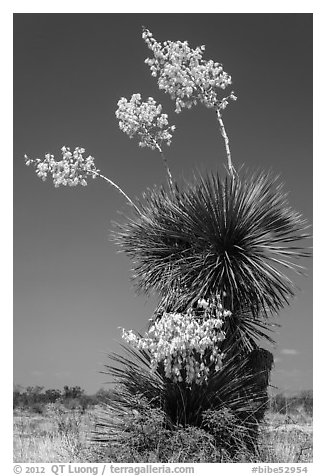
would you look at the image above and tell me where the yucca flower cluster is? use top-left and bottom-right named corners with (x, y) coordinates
top-left (121, 297), bottom-right (230, 385)
top-left (142, 28), bottom-right (237, 113)
top-left (115, 94), bottom-right (176, 149)
top-left (24, 146), bottom-right (100, 188)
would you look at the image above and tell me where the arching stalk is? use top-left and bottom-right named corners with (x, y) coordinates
top-left (92, 171), bottom-right (141, 215)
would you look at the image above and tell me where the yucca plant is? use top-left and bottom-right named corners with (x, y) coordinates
top-left (24, 25), bottom-right (311, 461)
top-left (112, 168), bottom-right (310, 450)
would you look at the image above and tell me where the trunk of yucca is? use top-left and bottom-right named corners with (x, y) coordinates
top-left (228, 346), bottom-right (274, 454)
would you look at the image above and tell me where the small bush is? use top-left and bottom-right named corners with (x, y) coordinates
top-left (13, 386), bottom-right (99, 413)
top-left (94, 394), bottom-right (256, 462)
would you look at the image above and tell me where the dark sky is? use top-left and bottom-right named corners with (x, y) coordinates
top-left (14, 13), bottom-right (312, 394)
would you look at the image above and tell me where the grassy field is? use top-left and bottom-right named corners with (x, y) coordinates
top-left (13, 403), bottom-right (313, 463)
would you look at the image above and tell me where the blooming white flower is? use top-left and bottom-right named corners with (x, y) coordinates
top-left (115, 93), bottom-right (176, 150)
top-left (24, 146), bottom-right (100, 188)
top-left (142, 28), bottom-right (237, 114)
top-left (121, 296), bottom-right (230, 385)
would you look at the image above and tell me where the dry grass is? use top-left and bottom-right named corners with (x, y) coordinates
top-left (13, 405), bottom-right (96, 463)
top-left (256, 411), bottom-right (313, 463)
top-left (13, 405), bottom-right (313, 463)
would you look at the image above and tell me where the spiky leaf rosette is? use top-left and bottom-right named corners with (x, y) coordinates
top-left (115, 170), bottom-right (310, 317)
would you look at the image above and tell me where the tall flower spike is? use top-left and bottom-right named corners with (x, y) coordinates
top-left (115, 94), bottom-right (175, 187)
top-left (25, 147), bottom-right (140, 214)
top-left (142, 27), bottom-right (237, 176)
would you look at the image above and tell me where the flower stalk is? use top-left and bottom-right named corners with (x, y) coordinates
top-left (215, 107), bottom-right (235, 178)
top-left (142, 27), bottom-right (237, 177)
top-left (24, 147), bottom-right (141, 215)
top-left (115, 94), bottom-right (176, 188)
top-left (152, 140), bottom-right (174, 189)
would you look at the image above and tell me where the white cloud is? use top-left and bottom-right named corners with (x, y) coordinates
top-left (280, 348), bottom-right (299, 355)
